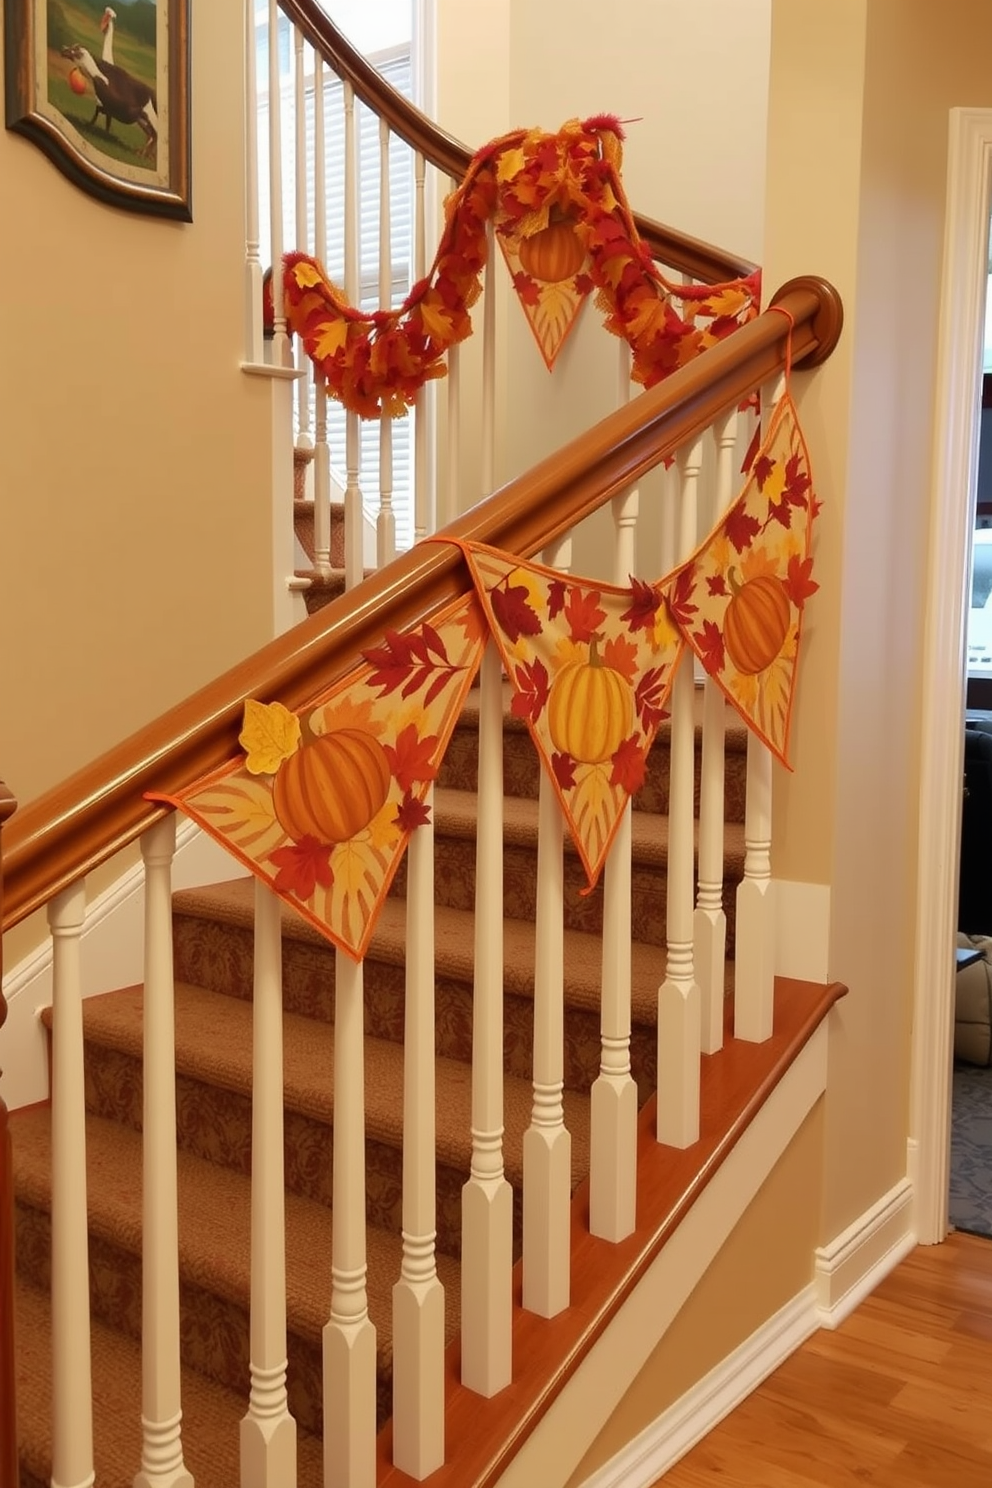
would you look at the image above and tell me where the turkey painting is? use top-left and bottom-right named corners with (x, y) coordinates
top-left (4, 0), bottom-right (191, 219)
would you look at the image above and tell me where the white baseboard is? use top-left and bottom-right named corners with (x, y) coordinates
top-left (814, 1176), bottom-right (916, 1328)
top-left (0, 818), bottom-right (237, 1112)
top-left (574, 1172), bottom-right (916, 1488)
top-left (577, 1285), bottom-right (819, 1488)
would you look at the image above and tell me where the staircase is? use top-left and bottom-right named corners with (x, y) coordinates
top-left (10, 685), bottom-right (753, 1486)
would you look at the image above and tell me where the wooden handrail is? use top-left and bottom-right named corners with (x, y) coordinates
top-left (0, 277), bottom-right (841, 935)
top-left (276, 0), bottom-right (757, 285)
top-left (0, 779), bottom-right (21, 1488)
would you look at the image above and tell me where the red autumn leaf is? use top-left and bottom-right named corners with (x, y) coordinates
top-left (396, 790), bottom-right (432, 833)
top-left (491, 579), bottom-right (541, 644)
top-left (666, 569), bottom-right (698, 629)
top-left (548, 579), bottom-right (567, 621)
top-left (724, 503), bottom-right (761, 554)
top-left (609, 735), bottom-right (647, 794)
top-left (420, 621), bottom-right (451, 663)
top-left (783, 452), bottom-right (812, 508)
top-left (766, 493), bottom-right (794, 531)
top-left (512, 270), bottom-right (541, 307)
top-left (753, 453), bottom-right (775, 490)
top-left (564, 586), bottom-right (608, 644)
top-left (695, 619), bottom-right (726, 675)
top-left (635, 665), bottom-right (671, 732)
top-left (384, 724), bottom-right (440, 792)
top-left (270, 835), bottom-right (334, 901)
top-left (706, 574), bottom-right (728, 597)
top-left (363, 629), bottom-right (421, 696)
top-left (784, 554), bottom-right (819, 608)
top-left (603, 633), bottom-right (638, 683)
top-left (551, 750), bottom-right (578, 791)
top-left (621, 576), bottom-right (662, 633)
top-left (510, 657), bottom-right (550, 722)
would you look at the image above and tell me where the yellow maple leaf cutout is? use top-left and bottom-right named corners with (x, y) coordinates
top-left (290, 260), bottom-right (327, 291)
top-left (312, 318), bottom-right (350, 360)
top-left (239, 699), bottom-right (302, 776)
top-left (496, 146), bottom-right (528, 183)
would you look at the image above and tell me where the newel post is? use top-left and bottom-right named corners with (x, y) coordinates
top-left (0, 779), bottom-right (21, 1488)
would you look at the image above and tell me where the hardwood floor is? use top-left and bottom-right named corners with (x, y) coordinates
top-left (657, 1231), bottom-right (992, 1487)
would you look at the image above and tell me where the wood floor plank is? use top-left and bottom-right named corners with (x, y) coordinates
top-left (657, 1232), bottom-right (992, 1488)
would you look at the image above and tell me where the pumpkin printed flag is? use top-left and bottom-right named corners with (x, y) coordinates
top-left (149, 592), bottom-right (487, 961)
top-left (661, 392), bottom-right (818, 766)
top-left (458, 542), bottom-right (686, 889)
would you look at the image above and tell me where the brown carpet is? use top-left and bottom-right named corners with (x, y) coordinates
top-left (11, 679), bottom-right (749, 1483)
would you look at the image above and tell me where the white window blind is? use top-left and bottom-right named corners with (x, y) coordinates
top-left (256, 16), bottom-right (417, 550)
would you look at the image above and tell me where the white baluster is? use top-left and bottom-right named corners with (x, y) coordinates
top-left (461, 641), bottom-right (513, 1396)
top-left (657, 437), bottom-right (704, 1149)
top-left (413, 151), bottom-right (433, 543)
top-left (481, 222), bottom-right (496, 496)
top-left (734, 377), bottom-right (783, 1044)
top-left (442, 173), bottom-right (460, 530)
top-left (243, 0), bottom-right (263, 364)
top-left (135, 817), bottom-right (192, 1488)
top-left (311, 56), bottom-right (332, 578)
top-left (392, 789), bottom-right (444, 1477)
top-left (695, 410), bottom-right (737, 1055)
top-left (343, 81), bottom-right (364, 588)
top-left (325, 951), bottom-right (376, 1488)
top-left (267, 0), bottom-right (290, 369)
top-left (240, 882), bottom-right (297, 1486)
top-left (293, 27), bottom-right (313, 475)
top-left (590, 339), bottom-right (639, 1240)
top-left (48, 881), bottom-right (94, 1488)
top-left (377, 118), bottom-right (396, 566)
top-left (523, 535), bottom-right (572, 1315)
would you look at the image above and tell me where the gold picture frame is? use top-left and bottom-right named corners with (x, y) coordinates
top-left (4, 0), bottom-right (191, 221)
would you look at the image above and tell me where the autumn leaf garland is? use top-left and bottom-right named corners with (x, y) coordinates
top-left (280, 115), bottom-right (761, 419)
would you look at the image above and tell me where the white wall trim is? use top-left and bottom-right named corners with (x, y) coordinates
top-left (774, 879), bottom-right (831, 982)
top-left (0, 818), bottom-right (237, 1113)
top-left (497, 1021), bottom-right (830, 1488)
top-left (576, 1284), bottom-right (819, 1488)
top-left (910, 108), bottom-right (992, 1245)
top-left (813, 1176), bottom-right (916, 1328)
top-left (575, 1172), bottom-right (915, 1488)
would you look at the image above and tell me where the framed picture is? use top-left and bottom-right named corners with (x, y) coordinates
top-left (4, 1), bottom-right (191, 220)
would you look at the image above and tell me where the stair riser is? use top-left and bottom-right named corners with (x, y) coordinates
top-left (81, 1042), bottom-right (472, 1260)
top-left (172, 913), bottom-right (658, 1100)
top-left (438, 717), bottom-right (748, 824)
top-left (390, 837), bottom-right (741, 952)
top-left (14, 1202), bottom-right (387, 1437)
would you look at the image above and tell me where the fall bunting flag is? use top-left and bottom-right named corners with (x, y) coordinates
top-left (457, 541), bottom-right (686, 890)
top-left (149, 591), bottom-right (487, 962)
top-left (660, 391), bottom-right (818, 765)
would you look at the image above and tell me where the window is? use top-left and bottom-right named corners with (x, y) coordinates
top-left (255, 2), bottom-right (421, 551)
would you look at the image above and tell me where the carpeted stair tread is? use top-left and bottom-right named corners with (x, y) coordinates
top-left (14, 1276), bottom-right (325, 1488)
top-left (171, 877), bottom-right (671, 1027)
top-left (67, 981), bottom-right (591, 1186)
top-left (11, 1103), bottom-right (460, 1350)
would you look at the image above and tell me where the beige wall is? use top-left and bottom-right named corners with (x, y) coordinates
top-left (764, 0), bottom-right (992, 1240)
top-left (0, 1), bottom-right (278, 813)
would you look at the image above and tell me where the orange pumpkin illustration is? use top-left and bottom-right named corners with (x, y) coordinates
top-left (518, 213), bottom-right (585, 284)
top-left (723, 571), bottom-right (792, 676)
top-left (547, 637), bottom-right (633, 764)
top-left (273, 719), bottom-right (390, 845)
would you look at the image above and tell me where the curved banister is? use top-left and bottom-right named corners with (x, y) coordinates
top-left (1, 277), bottom-right (841, 934)
top-left (276, 0), bottom-right (757, 285)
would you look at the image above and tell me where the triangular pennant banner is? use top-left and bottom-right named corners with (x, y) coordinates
top-left (460, 542), bottom-right (686, 889)
top-left (495, 216), bottom-right (593, 371)
top-left (661, 392), bottom-right (817, 766)
top-left (149, 591), bottom-right (487, 961)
